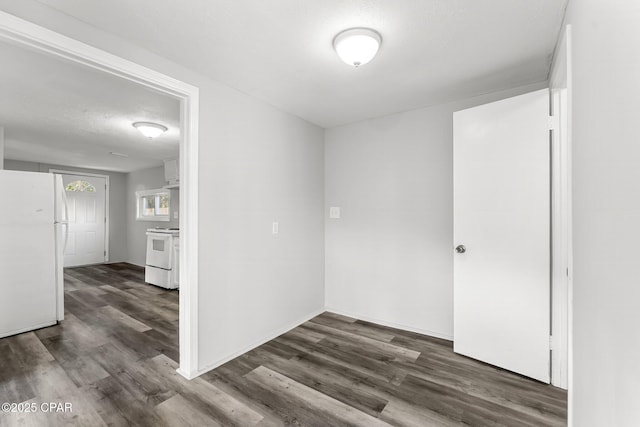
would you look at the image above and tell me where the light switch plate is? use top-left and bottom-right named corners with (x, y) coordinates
top-left (272, 221), bottom-right (279, 235)
top-left (329, 207), bottom-right (341, 219)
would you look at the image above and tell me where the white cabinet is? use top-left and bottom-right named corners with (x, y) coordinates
top-left (164, 159), bottom-right (179, 187)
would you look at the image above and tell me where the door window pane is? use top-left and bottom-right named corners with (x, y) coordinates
top-left (65, 180), bottom-right (96, 192)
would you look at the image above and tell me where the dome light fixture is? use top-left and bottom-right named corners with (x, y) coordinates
top-left (333, 27), bottom-right (382, 67)
top-left (132, 121), bottom-right (168, 139)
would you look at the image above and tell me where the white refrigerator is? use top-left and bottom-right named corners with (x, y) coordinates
top-left (0, 170), bottom-right (67, 338)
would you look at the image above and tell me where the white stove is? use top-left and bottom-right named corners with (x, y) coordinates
top-left (145, 228), bottom-right (179, 289)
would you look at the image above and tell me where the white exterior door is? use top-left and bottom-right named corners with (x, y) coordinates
top-left (453, 89), bottom-right (550, 383)
top-left (61, 174), bottom-right (106, 267)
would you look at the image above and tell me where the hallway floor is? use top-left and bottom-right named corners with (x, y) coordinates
top-left (0, 263), bottom-right (566, 426)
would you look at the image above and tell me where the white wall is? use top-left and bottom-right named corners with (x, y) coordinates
top-left (563, 1), bottom-right (640, 425)
top-left (0, 2), bottom-right (326, 373)
top-left (126, 165), bottom-right (179, 267)
top-left (325, 82), bottom-right (547, 339)
top-left (0, 127), bottom-right (4, 169)
top-left (3, 159), bottom-right (128, 263)
top-left (200, 99), bottom-right (325, 369)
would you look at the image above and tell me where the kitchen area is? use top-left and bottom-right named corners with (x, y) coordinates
top-left (0, 156), bottom-right (181, 339)
top-left (141, 159), bottom-right (181, 290)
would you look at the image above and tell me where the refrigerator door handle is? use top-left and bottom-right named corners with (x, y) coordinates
top-left (62, 189), bottom-right (69, 252)
top-left (63, 222), bottom-right (69, 253)
top-left (60, 223), bottom-right (69, 254)
top-left (53, 174), bottom-right (70, 253)
top-left (62, 184), bottom-right (69, 223)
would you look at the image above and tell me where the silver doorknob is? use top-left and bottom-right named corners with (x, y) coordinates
top-left (455, 245), bottom-right (466, 254)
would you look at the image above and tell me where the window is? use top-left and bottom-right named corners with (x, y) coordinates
top-left (65, 180), bottom-right (96, 192)
top-left (136, 189), bottom-right (171, 221)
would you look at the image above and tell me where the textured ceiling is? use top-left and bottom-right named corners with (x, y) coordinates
top-left (0, 40), bottom-right (180, 173)
top-left (33, 0), bottom-right (568, 127)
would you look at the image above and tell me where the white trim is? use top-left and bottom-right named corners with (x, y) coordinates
top-left (178, 83), bottom-right (200, 379)
top-left (0, 11), bottom-right (200, 379)
top-left (549, 88), bottom-right (568, 388)
top-left (549, 24), bottom-right (573, 393)
top-left (49, 169), bottom-right (112, 178)
top-left (50, 169), bottom-right (110, 263)
top-left (190, 308), bottom-right (326, 379)
top-left (565, 25), bottom-right (574, 427)
top-left (326, 308), bottom-right (454, 341)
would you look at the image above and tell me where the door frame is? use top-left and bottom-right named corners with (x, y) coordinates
top-left (0, 11), bottom-right (201, 379)
top-left (549, 25), bottom-right (573, 392)
top-left (50, 169), bottom-right (110, 264)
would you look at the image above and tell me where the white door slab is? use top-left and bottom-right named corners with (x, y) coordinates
top-left (453, 89), bottom-right (551, 383)
top-left (61, 174), bottom-right (106, 267)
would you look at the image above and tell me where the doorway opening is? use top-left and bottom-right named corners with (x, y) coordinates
top-left (0, 11), bottom-right (200, 378)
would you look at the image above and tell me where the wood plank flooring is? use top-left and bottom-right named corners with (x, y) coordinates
top-left (0, 263), bottom-right (567, 426)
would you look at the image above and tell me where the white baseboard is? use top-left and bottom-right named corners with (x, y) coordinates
top-left (325, 307), bottom-right (453, 341)
top-left (176, 367), bottom-right (198, 380)
top-left (180, 306), bottom-right (452, 380)
top-left (123, 261), bottom-right (145, 268)
top-left (104, 260), bottom-right (145, 268)
top-left (193, 307), bottom-right (325, 378)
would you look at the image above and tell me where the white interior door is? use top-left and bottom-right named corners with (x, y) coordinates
top-left (453, 89), bottom-right (550, 383)
top-left (61, 174), bottom-right (106, 267)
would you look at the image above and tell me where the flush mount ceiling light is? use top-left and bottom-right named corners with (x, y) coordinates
top-left (333, 27), bottom-right (382, 67)
top-left (132, 121), bottom-right (168, 139)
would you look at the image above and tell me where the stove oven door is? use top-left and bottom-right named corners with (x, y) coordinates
top-left (146, 232), bottom-right (173, 270)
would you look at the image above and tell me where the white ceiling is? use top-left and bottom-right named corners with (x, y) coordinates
top-left (0, 40), bottom-right (180, 173)
top-left (34, 0), bottom-right (568, 128)
top-left (1, 0), bottom-right (568, 173)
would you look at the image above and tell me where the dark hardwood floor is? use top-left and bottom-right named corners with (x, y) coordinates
top-left (0, 263), bottom-right (567, 426)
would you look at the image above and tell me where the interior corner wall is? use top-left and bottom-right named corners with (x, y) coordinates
top-left (324, 81), bottom-right (547, 339)
top-left (563, 0), bottom-right (640, 425)
top-left (0, 1), bottom-right (325, 373)
top-left (2, 159), bottom-right (128, 263)
top-left (125, 165), bottom-right (179, 267)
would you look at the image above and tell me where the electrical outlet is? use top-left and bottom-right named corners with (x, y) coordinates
top-left (329, 207), bottom-right (341, 219)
